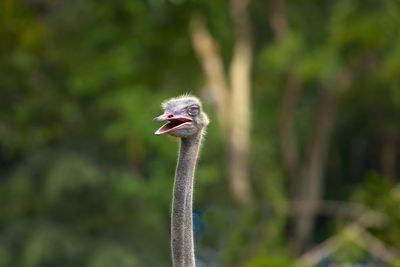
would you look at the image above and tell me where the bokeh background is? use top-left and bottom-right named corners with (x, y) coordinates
top-left (1, 0), bottom-right (400, 266)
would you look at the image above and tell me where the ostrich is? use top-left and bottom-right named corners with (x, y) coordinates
top-left (154, 95), bottom-right (209, 267)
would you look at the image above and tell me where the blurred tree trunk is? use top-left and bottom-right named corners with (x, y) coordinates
top-left (228, 0), bottom-right (253, 207)
top-left (267, 0), bottom-right (310, 253)
top-left (267, 0), bottom-right (302, 202)
top-left (268, 0), bottom-right (357, 253)
top-left (189, 17), bottom-right (229, 133)
top-left (189, 0), bottom-right (254, 207)
top-left (292, 74), bottom-right (345, 253)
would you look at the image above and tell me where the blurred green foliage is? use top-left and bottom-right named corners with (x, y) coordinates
top-left (1, 0), bottom-right (400, 266)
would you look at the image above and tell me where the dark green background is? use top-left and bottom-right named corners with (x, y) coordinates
top-left (1, 0), bottom-right (400, 266)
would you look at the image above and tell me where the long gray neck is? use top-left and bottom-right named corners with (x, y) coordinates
top-left (171, 131), bottom-right (203, 267)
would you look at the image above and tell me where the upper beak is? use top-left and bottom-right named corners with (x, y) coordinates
top-left (153, 112), bottom-right (173, 122)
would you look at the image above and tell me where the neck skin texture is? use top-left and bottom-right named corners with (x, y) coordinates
top-left (172, 130), bottom-right (203, 267)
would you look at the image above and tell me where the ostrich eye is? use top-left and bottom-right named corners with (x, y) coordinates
top-left (187, 105), bottom-right (199, 116)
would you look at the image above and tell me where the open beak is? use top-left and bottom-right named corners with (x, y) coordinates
top-left (154, 112), bottom-right (193, 135)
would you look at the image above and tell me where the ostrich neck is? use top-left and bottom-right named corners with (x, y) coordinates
top-left (172, 131), bottom-right (203, 267)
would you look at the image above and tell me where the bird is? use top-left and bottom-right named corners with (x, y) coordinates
top-left (154, 95), bottom-right (209, 267)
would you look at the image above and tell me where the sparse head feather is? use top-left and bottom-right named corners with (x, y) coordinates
top-left (161, 94), bottom-right (202, 111)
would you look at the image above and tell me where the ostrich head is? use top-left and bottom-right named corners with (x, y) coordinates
top-left (154, 95), bottom-right (209, 138)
